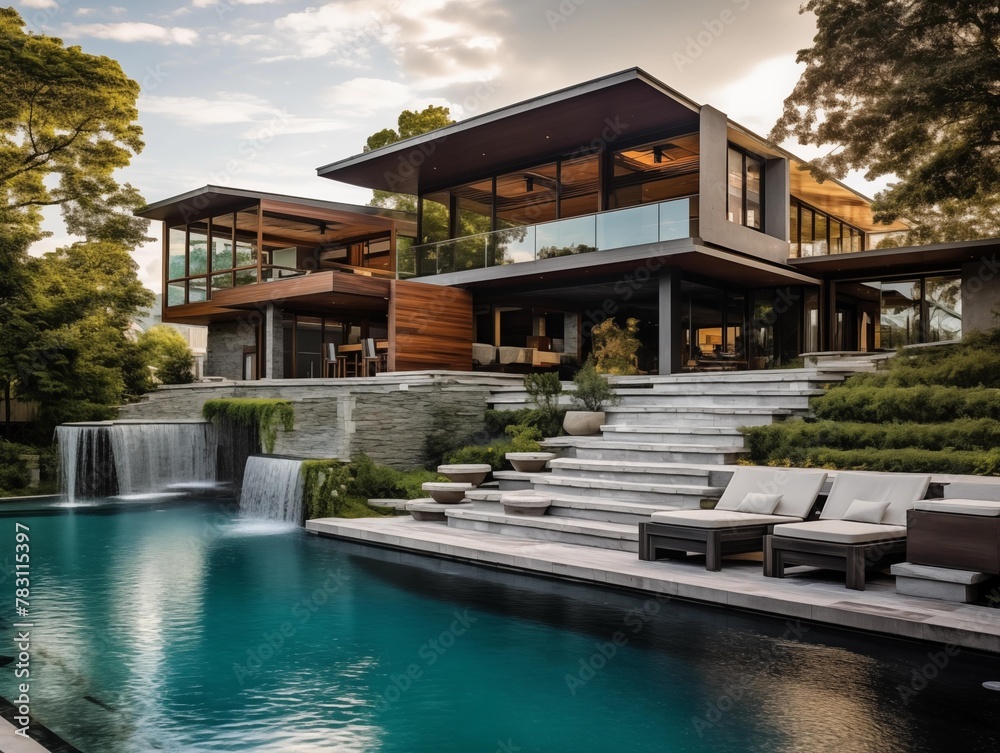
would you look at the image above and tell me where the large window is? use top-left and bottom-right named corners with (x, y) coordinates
top-left (727, 146), bottom-right (763, 230)
top-left (790, 198), bottom-right (864, 257)
top-left (610, 134), bottom-right (699, 210)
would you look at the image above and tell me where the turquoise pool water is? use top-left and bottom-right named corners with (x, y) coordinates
top-left (1, 499), bottom-right (999, 752)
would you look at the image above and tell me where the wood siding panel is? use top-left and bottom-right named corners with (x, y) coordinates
top-left (390, 280), bottom-right (473, 372)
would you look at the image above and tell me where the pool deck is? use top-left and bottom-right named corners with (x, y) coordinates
top-left (306, 516), bottom-right (1000, 655)
top-left (0, 718), bottom-right (53, 753)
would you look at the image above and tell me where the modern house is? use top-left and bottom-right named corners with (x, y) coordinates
top-left (140, 68), bottom-right (1000, 380)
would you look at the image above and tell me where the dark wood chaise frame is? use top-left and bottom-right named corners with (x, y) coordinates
top-left (762, 534), bottom-right (907, 591)
top-left (639, 522), bottom-right (776, 572)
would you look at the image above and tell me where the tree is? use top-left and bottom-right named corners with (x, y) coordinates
top-left (591, 318), bottom-right (641, 376)
top-left (0, 8), bottom-right (148, 242)
top-left (364, 105), bottom-right (455, 214)
top-left (138, 325), bottom-right (195, 385)
top-left (0, 11), bottom-right (153, 439)
top-left (8, 241), bottom-right (154, 439)
top-left (771, 1), bottom-right (1000, 240)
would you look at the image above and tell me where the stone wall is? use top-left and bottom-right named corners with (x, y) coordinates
top-left (118, 373), bottom-right (522, 469)
top-left (205, 321), bottom-right (256, 380)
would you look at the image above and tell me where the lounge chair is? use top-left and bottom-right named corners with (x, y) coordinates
top-left (763, 471), bottom-right (931, 590)
top-left (639, 467), bottom-right (828, 571)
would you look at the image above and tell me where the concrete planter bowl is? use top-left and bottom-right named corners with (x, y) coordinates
top-left (562, 410), bottom-right (606, 436)
top-left (436, 464), bottom-right (492, 486)
top-left (500, 491), bottom-right (552, 516)
top-left (421, 482), bottom-right (474, 504)
top-left (505, 452), bottom-right (557, 473)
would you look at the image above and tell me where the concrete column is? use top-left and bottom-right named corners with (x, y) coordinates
top-left (658, 268), bottom-right (682, 375)
top-left (764, 157), bottom-right (790, 242)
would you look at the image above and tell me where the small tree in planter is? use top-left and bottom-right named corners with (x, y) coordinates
top-left (523, 371), bottom-right (564, 436)
top-left (563, 362), bottom-right (620, 435)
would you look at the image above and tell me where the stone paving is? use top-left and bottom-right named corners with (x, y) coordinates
top-left (306, 515), bottom-right (1000, 654)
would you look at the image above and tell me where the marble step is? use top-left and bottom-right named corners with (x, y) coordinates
top-left (603, 406), bottom-right (794, 427)
top-left (613, 390), bottom-right (823, 409)
top-left (600, 425), bottom-right (745, 446)
top-left (547, 457), bottom-right (715, 485)
top-left (529, 474), bottom-right (722, 507)
top-left (544, 494), bottom-right (677, 525)
top-left (444, 508), bottom-right (639, 552)
top-left (542, 437), bottom-right (747, 464)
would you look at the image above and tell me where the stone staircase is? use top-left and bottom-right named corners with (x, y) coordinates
top-left (444, 367), bottom-right (867, 552)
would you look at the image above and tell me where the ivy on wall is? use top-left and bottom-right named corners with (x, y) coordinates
top-left (202, 398), bottom-right (294, 453)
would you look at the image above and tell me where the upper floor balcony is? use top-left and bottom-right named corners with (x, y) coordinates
top-left (400, 196), bottom-right (698, 278)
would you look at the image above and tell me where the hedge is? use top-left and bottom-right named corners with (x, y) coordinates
top-left (812, 385), bottom-right (1000, 423)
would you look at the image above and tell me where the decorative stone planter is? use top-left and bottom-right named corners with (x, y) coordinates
top-left (562, 411), bottom-right (606, 436)
top-left (421, 482), bottom-right (474, 504)
top-left (436, 464), bottom-right (492, 486)
top-left (406, 499), bottom-right (473, 521)
top-left (500, 491), bottom-right (552, 517)
top-left (504, 452), bottom-right (557, 473)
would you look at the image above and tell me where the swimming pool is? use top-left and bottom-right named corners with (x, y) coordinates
top-left (2, 499), bottom-right (998, 752)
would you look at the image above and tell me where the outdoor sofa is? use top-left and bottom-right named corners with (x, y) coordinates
top-left (639, 467), bottom-right (828, 571)
top-left (763, 471), bottom-right (931, 590)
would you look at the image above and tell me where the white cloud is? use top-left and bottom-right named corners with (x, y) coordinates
top-left (323, 78), bottom-right (412, 110)
top-left (265, 0), bottom-right (503, 88)
top-left (139, 93), bottom-right (282, 125)
top-left (75, 6), bottom-right (127, 17)
top-left (192, 0), bottom-right (286, 7)
top-left (20, 0), bottom-right (58, 9)
top-left (64, 22), bottom-right (199, 45)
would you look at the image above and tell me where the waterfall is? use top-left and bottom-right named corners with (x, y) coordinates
top-left (109, 422), bottom-right (216, 496)
top-left (238, 456), bottom-right (304, 524)
top-left (57, 424), bottom-right (119, 503)
top-left (57, 421), bottom-right (217, 502)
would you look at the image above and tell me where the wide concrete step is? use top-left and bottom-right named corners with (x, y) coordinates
top-left (608, 368), bottom-right (846, 386)
top-left (600, 425), bottom-right (744, 446)
top-left (603, 406), bottom-right (793, 427)
top-left (544, 494), bottom-right (676, 524)
top-left (614, 391), bottom-right (821, 408)
top-left (530, 474), bottom-right (722, 507)
top-left (445, 508), bottom-right (639, 552)
top-left (542, 437), bottom-right (747, 464)
top-left (547, 457), bottom-right (713, 485)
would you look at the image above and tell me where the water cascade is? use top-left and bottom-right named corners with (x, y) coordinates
top-left (109, 422), bottom-right (216, 496)
top-left (57, 424), bottom-right (119, 502)
top-left (57, 421), bottom-right (217, 502)
top-left (238, 455), bottom-right (304, 523)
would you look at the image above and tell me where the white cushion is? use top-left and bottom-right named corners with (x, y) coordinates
top-left (820, 472), bottom-right (930, 526)
top-left (714, 467), bottom-right (827, 518)
top-left (773, 520), bottom-right (907, 544)
top-left (842, 499), bottom-right (889, 524)
top-left (736, 492), bottom-right (782, 515)
top-left (650, 509), bottom-right (804, 529)
top-left (914, 499), bottom-right (1000, 517)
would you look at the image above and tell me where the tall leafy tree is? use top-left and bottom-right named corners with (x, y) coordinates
top-left (0, 9), bottom-right (153, 438)
top-left (138, 325), bottom-right (195, 385)
top-left (771, 1), bottom-right (1000, 241)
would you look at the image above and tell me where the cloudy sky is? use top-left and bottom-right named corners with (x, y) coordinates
top-left (17, 0), bottom-right (880, 292)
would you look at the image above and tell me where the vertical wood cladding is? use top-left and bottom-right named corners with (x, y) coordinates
top-left (390, 280), bottom-right (473, 371)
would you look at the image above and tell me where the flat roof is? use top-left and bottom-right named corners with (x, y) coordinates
top-left (789, 237), bottom-right (1000, 278)
top-left (136, 185), bottom-right (414, 223)
top-left (316, 68), bottom-right (701, 195)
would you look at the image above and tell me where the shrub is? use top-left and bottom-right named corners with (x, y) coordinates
top-left (445, 424), bottom-right (542, 471)
top-left (569, 362), bottom-right (619, 412)
top-left (812, 385), bottom-right (1000, 423)
top-left (796, 447), bottom-right (1000, 476)
top-left (484, 408), bottom-right (566, 439)
top-left (523, 372), bottom-right (564, 436)
top-left (0, 442), bottom-right (32, 494)
top-left (138, 325), bottom-right (195, 385)
top-left (349, 453), bottom-right (440, 500)
top-left (742, 419), bottom-right (1000, 465)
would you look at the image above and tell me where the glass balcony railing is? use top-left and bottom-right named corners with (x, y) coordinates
top-left (401, 196), bottom-right (698, 278)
